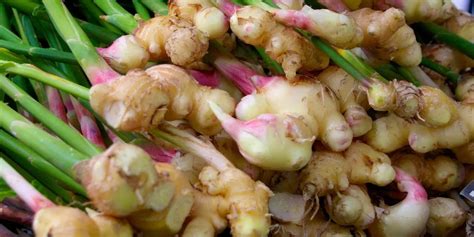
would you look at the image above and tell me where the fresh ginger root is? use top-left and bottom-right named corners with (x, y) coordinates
top-left (33, 206), bottom-right (100, 237)
top-left (182, 191), bottom-right (229, 237)
top-left (90, 64), bottom-right (235, 135)
top-left (299, 142), bottom-right (395, 198)
top-left (392, 152), bottom-right (464, 192)
top-left (427, 197), bottom-right (468, 237)
top-left (169, 0), bottom-right (229, 39)
top-left (325, 185), bottom-right (375, 229)
top-left (318, 66), bottom-right (372, 137)
top-left (348, 8), bottom-right (422, 66)
top-left (198, 166), bottom-right (272, 237)
top-left (369, 0), bottom-right (456, 23)
top-left (86, 209), bottom-right (133, 237)
top-left (229, 6), bottom-right (329, 79)
top-left (74, 143), bottom-right (176, 217)
top-left (272, 212), bottom-right (353, 237)
top-left (127, 163), bottom-right (194, 235)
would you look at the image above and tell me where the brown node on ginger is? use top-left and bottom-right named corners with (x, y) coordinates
top-left (392, 80), bottom-right (422, 121)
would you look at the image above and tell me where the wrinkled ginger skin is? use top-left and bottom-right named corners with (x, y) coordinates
top-left (349, 8), bottom-right (422, 66)
top-left (427, 197), bottom-right (467, 237)
top-left (272, 213), bottom-right (353, 237)
top-left (229, 6), bottom-right (329, 80)
top-left (127, 163), bottom-right (194, 234)
top-left (392, 153), bottom-right (464, 192)
top-left (299, 151), bottom-right (350, 198)
top-left (74, 143), bottom-right (175, 217)
top-left (199, 166), bottom-right (272, 237)
top-left (90, 64), bottom-right (235, 135)
top-left (33, 206), bottom-right (100, 237)
top-left (318, 66), bottom-right (372, 137)
top-left (344, 142), bottom-right (395, 187)
top-left (134, 16), bottom-right (209, 67)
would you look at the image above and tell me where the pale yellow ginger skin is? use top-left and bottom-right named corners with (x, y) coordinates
top-left (364, 113), bottom-right (471, 153)
top-left (236, 77), bottom-right (352, 152)
top-left (418, 86), bottom-right (459, 128)
top-left (299, 150), bottom-right (350, 198)
top-left (90, 64), bottom-right (235, 135)
top-left (318, 66), bottom-right (372, 137)
top-left (199, 166), bottom-right (272, 237)
top-left (183, 191), bottom-right (230, 237)
top-left (229, 6), bottom-right (329, 80)
top-left (325, 185), bottom-right (375, 229)
top-left (169, 0), bottom-right (229, 39)
top-left (427, 197), bottom-right (467, 237)
top-left (74, 143), bottom-right (176, 217)
top-left (134, 16), bottom-right (208, 67)
top-left (397, 0), bottom-right (455, 23)
top-left (128, 163), bottom-right (194, 235)
top-left (349, 8), bottom-right (422, 67)
top-left (86, 209), bottom-right (133, 237)
top-left (423, 44), bottom-right (474, 73)
top-left (34, 206), bottom-right (100, 237)
top-left (392, 153), bottom-right (464, 192)
top-left (272, 213), bottom-right (353, 237)
top-left (99, 35), bottom-right (150, 74)
top-left (171, 153), bottom-right (208, 185)
top-left (344, 141), bottom-right (395, 186)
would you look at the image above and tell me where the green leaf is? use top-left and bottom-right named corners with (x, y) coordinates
top-left (0, 178), bottom-right (15, 202)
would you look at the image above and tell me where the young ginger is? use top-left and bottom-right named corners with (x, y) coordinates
top-left (34, 206), bottom-right (100, 237)
top-left (272, 212), bottom-right (353, 237)
top-left (127, 163), bottom-right (194, 236)
top-left (229, 6), bottom-right (329, 79)
top-left (348, 8), bottom-right (422, 67)
top-left (90, 64), bottom-right (235, 135)
top-left (427, 197), bottom-right (468, 237)
top-left (299, 142), bottom-right (395, 198)
top-left (371, 0), bottom-right (456, 23)
top-left (318, 66), bottom-right (372, 137)
top-left (391, 152), bottom-right (465, 192)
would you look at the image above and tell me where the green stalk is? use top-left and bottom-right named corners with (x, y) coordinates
top-left (0, 26), bottom-right (21, 42)
top-left (140, 0), bottom-right (168, 15)
top-left (12, 9), bottom-right (28, 44)
top-left (396, 66), bottom-right (421, 87)
top-left (421, 57), bottom-right (460, 83)
top-left (0, 61), bottom-right (90, 100)
top-left (0, 102), bottom-right (88, 177)
top-left (133, 0), bottom-right (151, 20)
top-left (42, 0), bottom-right (120, 85)
top-left (0, 3), bottom-right (8, 28)
top-left (0, 40), bottom-right (78, 64)
top-left (416, 22), bottom-right (474, 60)
top-left (0, 75), bottom-right (101, 156)
top-left (0, 130), bottom-right (85, 196)
top-left (1, 154), bottom-right (61, 203)
top-left (78, 0), bottom-right (122, 34)
top-left (374, 63), bottom-right (405, 81)
top-left (255, 47), bottom-right (284, 75)
top-left (94, 0), bottom-right (138, 33)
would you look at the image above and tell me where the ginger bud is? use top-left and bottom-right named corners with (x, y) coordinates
top-left (97, 35), bottom-right (149, 73)
top-left (194, 7), bottom-right (229, 39)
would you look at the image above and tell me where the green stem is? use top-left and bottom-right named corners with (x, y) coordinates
top-left (0, 130), bottom-right (85, 196)
top-left (0, 75), bottom-right (101, 156)
top-left (420, 57), bottom-right (460, 84)
top-left (140, 0), bottom-right (168, 15)
top-left (0, 3), bottom-right (8, 28)
top-left (12, 9), bottom-right (28, 44)
top-left (396, 66), bottom-right (421, 87)
top-left (78, 0), bottom-right (122, 34)
top-left (133, 0), bottom-right (151, 20)
top-left (0, 102), bottom-right (88, 178)
top-left (0, 61), bottom-right (90, 100)
top-left (0, 26), bottom-right (21, 42)
top-left (416, 22), bottom-right (474, 60)
top-left (374, 63), bottom-right (405, 81)
top-left (42, 0), bottom-right (120, 84)
top-left (94, 0), bottom-right (138, 33)
top-left (255, 47), bottom-right (284, 75)
top-left (0, 40), bottom-right (78, 64)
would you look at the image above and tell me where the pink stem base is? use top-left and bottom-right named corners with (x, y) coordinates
top-left (71, 98), bottom-right (106, 148)
top-left (46, 86), bottom-right (68, 123)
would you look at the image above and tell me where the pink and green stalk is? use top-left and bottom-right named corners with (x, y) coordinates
top-left (0, 158), bottom-right (55, 213)
top-left (188, 69), bottom-right (221, 88)
top-left (42, 0), bottom-right (120, 85)
top-left (214, 0), bottom-right (241, 17)
top-left (46, 86), bottom-right (68, 123)
top-left (61, 94), bottom-right (80, 129)
top-left (213, 55), bottom-right (260, 94)
top-left (71, 98), bottom-right (106, 149)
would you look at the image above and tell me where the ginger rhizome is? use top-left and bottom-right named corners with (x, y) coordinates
top-left (74, 143), bottom-right (186, 220)
top-left (372, 0), bottom-right (455, 23)
top-left (299, 142), bottom-right (395, 198)
top-left (127, 163), bottom-right (194, 235)
top-left (325, 185), bottom-right (375, 229)
top-left (318, 66), bottom-right (372, 137)
top-left (229, 6), bottom-right (329, 79)
top-left (391, 152), bottom-right (464, 192)
top-left (368, 169), bottom-right (430, 237)
top-left (427, 197), bottom-right (468, 237)
top-left (98, 15), bottom-right (209, 72)
top-left (348, 8), bottom-right (422, 67)
top-left (34, 206), bottom-right (100, 237)
top-left (90, 64), bottom-right (235, 135)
